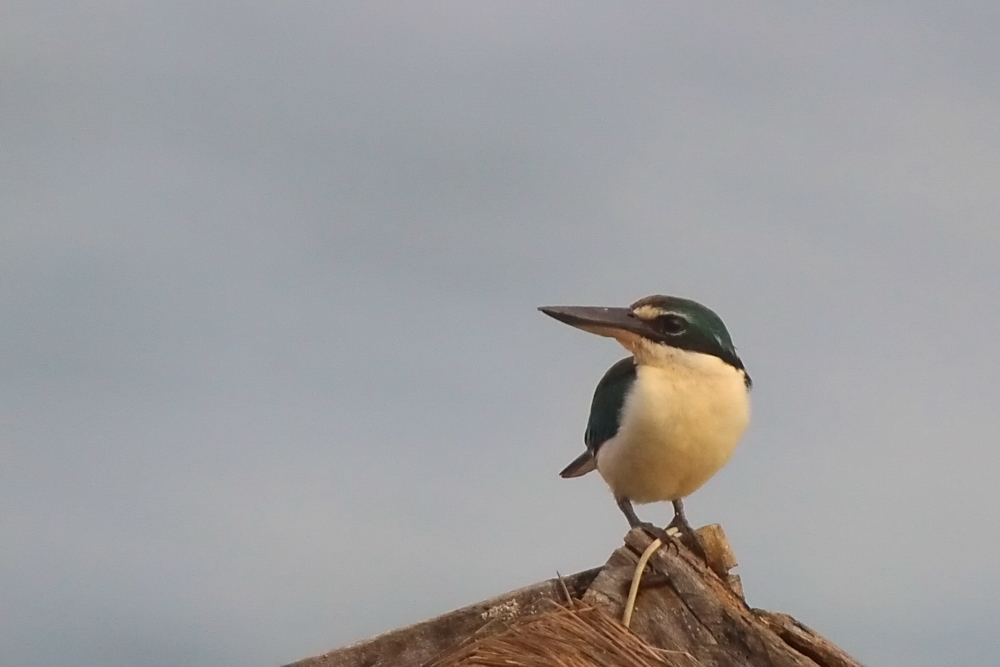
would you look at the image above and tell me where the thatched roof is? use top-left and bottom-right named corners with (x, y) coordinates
top-left (431, 599), bottom-right (688, 667)
top-left (284, 525), bottom-right (862, 667)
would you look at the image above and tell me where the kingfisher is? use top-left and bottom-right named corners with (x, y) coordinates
top-left (539, 295), bottom-right (751, 552)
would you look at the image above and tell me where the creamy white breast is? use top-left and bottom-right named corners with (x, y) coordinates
top-left (595, 350), bottom-right (750, 504)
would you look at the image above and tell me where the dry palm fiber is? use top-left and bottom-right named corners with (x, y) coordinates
top-left (429, 600), bottom-right (697, 667)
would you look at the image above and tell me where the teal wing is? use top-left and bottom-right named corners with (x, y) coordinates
top-left (560, 358), bottom-right (636, 479)
top-left (584, 357), bottom-right (637, 452)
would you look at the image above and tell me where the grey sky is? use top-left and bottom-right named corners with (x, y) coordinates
top-left (3, 3), bottom-right (999, 666)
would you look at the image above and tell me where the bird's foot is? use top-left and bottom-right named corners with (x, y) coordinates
top-left (629, 522), bottom-right (679, 585)
top-left (634, 521), bottom-right (676, 546)
top-left (618, 496), bottom-right (708, 562)
top-left (665, 517), bottom-right (708, 562)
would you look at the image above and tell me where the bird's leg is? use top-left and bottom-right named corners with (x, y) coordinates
top-left (665, 498), bottom-right (692, 533)
top-left (616, 496), bottom-right (642, 527)
top-left (666, 499), bottom-right (707, 561)
top-left (616, 496), bottom-right (675, 545)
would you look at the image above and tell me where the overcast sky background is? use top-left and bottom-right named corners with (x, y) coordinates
top-left (3, 3), bottom-right (1000, 666)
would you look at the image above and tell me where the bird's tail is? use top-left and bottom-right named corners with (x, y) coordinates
top-left (559, 451), bottom-right (597, 478)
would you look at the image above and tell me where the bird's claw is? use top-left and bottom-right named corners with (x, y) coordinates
top-left (635, 521), bottom-right (676, 546)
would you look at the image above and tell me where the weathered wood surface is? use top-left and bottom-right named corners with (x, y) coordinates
top-left (283, 525), bottom-right (863, 667)
top-left (754, 610), bottom-right (864, 667)
top-left (583, 527), bottom-right (864, 667)
top-left (282, 567), bottom-right (600, 667)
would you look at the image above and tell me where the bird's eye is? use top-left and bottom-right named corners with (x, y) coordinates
top-left (658, 314), bottom-right (686, 334)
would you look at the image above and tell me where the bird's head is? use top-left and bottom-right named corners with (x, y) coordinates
top-left (539, 295), bottom-right (748, 380)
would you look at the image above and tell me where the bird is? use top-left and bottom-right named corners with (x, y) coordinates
top-left (539, 295), bottom-right (751, 552)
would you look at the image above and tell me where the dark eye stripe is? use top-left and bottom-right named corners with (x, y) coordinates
top-left (658, 313), bottom-right (687, 334)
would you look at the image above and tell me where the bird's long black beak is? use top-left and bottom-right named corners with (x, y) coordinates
top-left (538, 305), bottom-right (656, 340)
